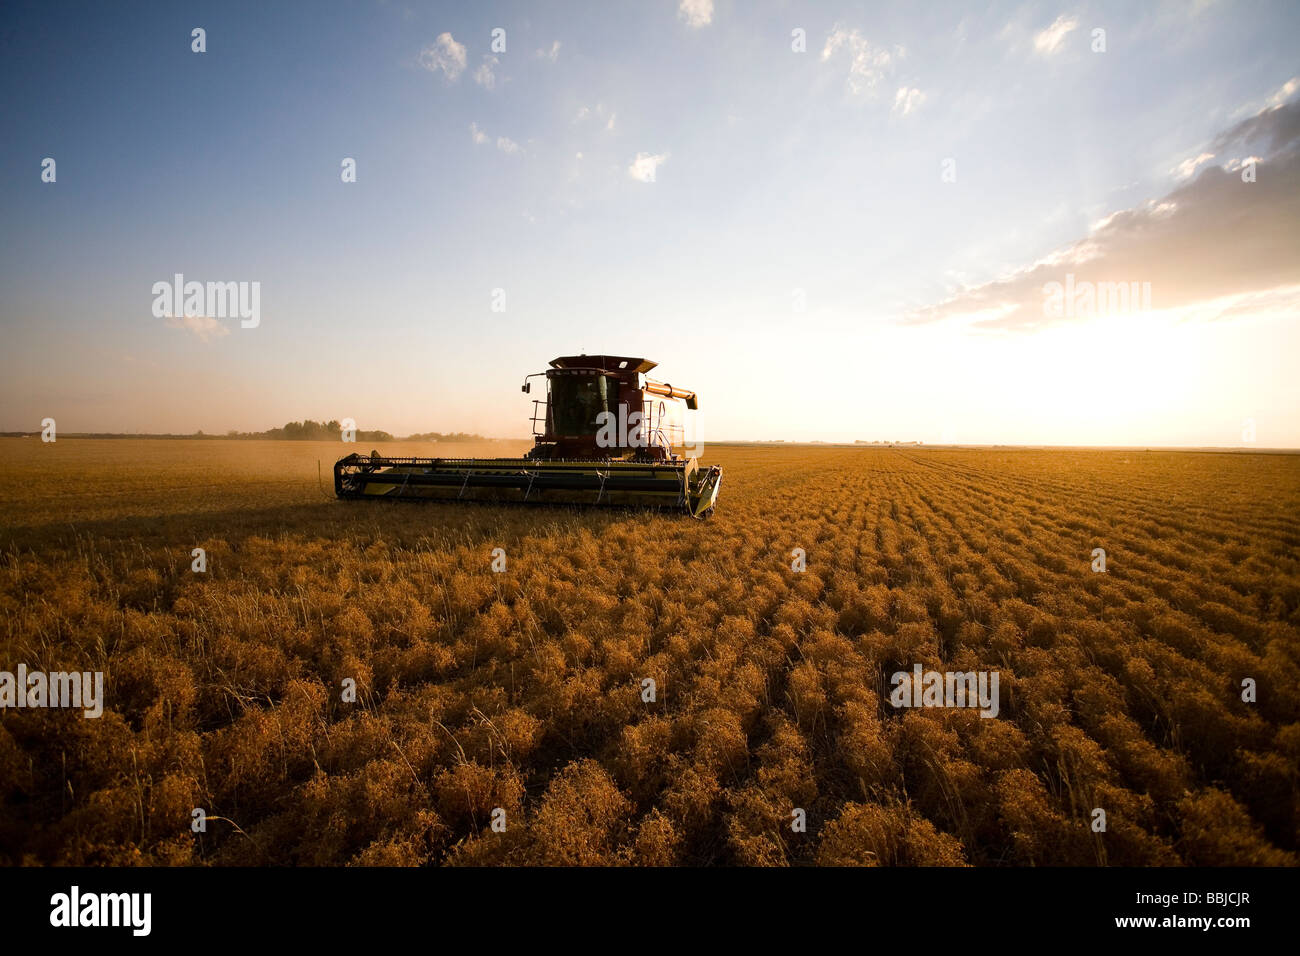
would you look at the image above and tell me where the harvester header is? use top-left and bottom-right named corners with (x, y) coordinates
top-left (335, 354), bottom-right (722, 517)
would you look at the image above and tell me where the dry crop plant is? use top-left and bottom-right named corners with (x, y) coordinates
top-left (0, 440), bottom-right (1297, 866)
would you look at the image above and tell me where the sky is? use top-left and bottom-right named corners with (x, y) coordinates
top-left (1, 0), bottom-right (1298, 446)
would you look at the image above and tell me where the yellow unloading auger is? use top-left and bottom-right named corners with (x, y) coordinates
top-left (334, 355), bottom-right (723, 517)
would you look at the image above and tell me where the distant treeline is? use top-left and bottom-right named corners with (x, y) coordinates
top-left (238, 420), bottom-right (394, 442)
top-left (231, 421), bottom-right (487, 442)
top-left (403, 431), bottom-right (487, 442)
top-left (2, 420), bottom-right (487, 441)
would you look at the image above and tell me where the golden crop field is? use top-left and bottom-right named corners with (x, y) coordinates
top-left (1, 438), bottom-right (1297, 866)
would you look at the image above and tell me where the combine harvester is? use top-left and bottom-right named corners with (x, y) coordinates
top-left (334, 355), bottom-right (723, 517)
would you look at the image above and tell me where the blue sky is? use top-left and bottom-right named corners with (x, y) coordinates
top-left (2, 0), bottom-right (1298, 444)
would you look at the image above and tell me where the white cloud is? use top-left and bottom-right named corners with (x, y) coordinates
top-left (900, 100), bottom-right (1300, 332)
top-left (1173, 152), bottom-right (1215, 179)
top-left (678, 0), bottom-right (713, 29)
top-left (821, 26), bottom-right (895, 96)
top-left (628, 152), bottom-right (669, 182)
top-left (474, 55), bottom-right (499, 90)
top-left (536, 41), bottom-right (561, 62)
top-left (1266, 76), bottom-right (1299, 109)
top-left (470, 122), bottom-right (519, 153)
top-left (1033, 15), bottom-right (1078, 56)
top-left (575, 103), bottom-right (616, 131)
top-left (165, 314), bottom-right (229, 343)
top-left (419, 32), bottom-right (467, 81)
top-left (1224, 154), bottom-right (1262, 172)
top-left (892, 87), bottom-right (927, 117)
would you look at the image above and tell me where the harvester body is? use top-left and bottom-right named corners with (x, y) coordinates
top-left (334, 355), bottom-right (722, 516)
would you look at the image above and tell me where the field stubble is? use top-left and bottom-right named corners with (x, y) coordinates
top-left (0, 439), bottom-right (1297, 865)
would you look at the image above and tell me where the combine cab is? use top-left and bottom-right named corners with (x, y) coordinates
top-left (334, 355), bottom-right (722, 517)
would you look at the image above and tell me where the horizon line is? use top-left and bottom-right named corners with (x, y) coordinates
top-left (2, 433), bottom-right (1296, 454)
